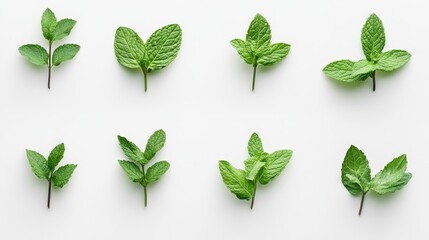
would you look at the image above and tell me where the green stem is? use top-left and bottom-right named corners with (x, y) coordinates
top-left (371, 71), bottom-right (376, 92)
top-left (47, 171), bottom-right (53, 209)
top-left (141, 164), bottom-right (147, 207)
top-left (143, 185), bottom-right (148, 207)
top-left (250, 185), bottom-right (257, 209)
top-left (143, 69), bottom-right (148, 92)
top-left (48, 41), bottom-right (52, 89)
top-left (252, 63), bottom-right (258, 91)
top-left (358, 192), bottom-right (366, 216)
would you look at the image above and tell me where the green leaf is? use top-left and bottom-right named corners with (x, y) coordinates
top-left (143, 129), bottom-right (166, 163)
top-left (257, 43), bottom-right (290, 66)
top-left (323, 60), bottom-right (370, 82)
top-left (52, 44), bottom-right (80, 66)
top-left (370, 154), bottom-right (412, 194)
top-left (248, 133), bottom-right (264, 157)
top-left (145, 24), bottom-right (182, 71)
top-left (114, 27), bottom-right (145, 69)
top-left (48, 143), bottom-right (65, 170)
top-left (41, 8), bottom-right (57, 41)
top-left (244, 157), bottom-right (258, 173)
top-left (18, 44), bottom-right (48, 66)
top-left (117, 135), bottom-right (144, 163)
top-left (52, 164), bottom-right (77, 188)
top-left (361, 13), bottom-right (385, 61)
top-left (375, 173), bottom-right (412, 194)
top-left (219, 160), bottom-right (255, 200)
top-left (246, 161), bottom-right (265, 181)
top-left (246, 14), bottom-right (271, 53)
top-left (146, 161), bottom-right (170, 184)
top-left (230, 39), bottom-right (254, 64)
top-left (53, 19), bottom-right (76, 41)
top-left (118, 160), bottom-right (144, 183)
top-left (341, 145), bottom-right (371, 195)
top-left (375, 50), bottom-right (411, 72)
top-left (26, 150), bottom-right (50, 180)
top-left (259, 150), bottom-right (292, 184)
top-left (352, 59), bottom-right (376, 75)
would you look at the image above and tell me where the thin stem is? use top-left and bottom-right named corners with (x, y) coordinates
top-left (252, 64), bottom-right (258, 91)
top-left (48, 41), bottom-right (52, 89)
top-left (143, 185), bottom-right (148, 207)
top-left (250, 185), bottom-right (257, 209)
top-left (47, 172), bottom-right (53, 209)
top-left (141, 164), bottom-right (148, 207)
top-left (358, 192), bottom-right (366, 216)
top-left (371, 71), bottom-right (376, 92)
top-left (143, 69), bottom-right (148, 92)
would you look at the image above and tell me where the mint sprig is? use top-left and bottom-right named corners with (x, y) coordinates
top-left (341, 145), bottom-right (412, 215)
top-left (117, 130), bottom-right (169, 207)
top-left (323, 14), bottom-right (411, 91)
top-left (231, 14), bottom-right (291, 91)
top-left (19, 8), bottom-right (80, 89)
top-left (26, 143), bottom-right (77, 208)
top-left (114, 24), bottom-right (182, 92)
top-left (219, 133), bottom-right (292, 209)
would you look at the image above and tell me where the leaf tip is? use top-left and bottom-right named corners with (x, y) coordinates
top-left (219, 160), bottom-right (228, 166)
top-left (369, 13), bottom-right (379, 18)
top-left (250, 132), bottom-right (259, 138)
top-left (255, 13), bottom-right (264, 18)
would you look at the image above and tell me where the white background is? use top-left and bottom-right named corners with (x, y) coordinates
top-left (0, 0), bottom-right (427, 239)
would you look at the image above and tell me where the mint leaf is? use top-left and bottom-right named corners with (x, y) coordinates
top-left (20, 8), bottom-right (79, 89)
top-left (370, 155), bottom-right (412, 194)
top-left (361, 13), bottom-right (385, 61)
top-left (113, 24), bottom-right (182, 92)
top-left (41, 8), bottom-right (57, 41)
top-left (18, 44), bottom-right (49, 66)
top-left (145, 24), bottom-right (182, 71)
top-left (26, 150), bottom-right (50, 180)
top-left (143, 129), bottom-right (166, 163)
top-left (376, 50), bottom-right (411, 71)
top-left (352, 59), bottom-right (376, 76)
top-left (146, 161), bottom-right (170, 184)
top-left (52, 44), bottom-right (80, 66)
top-left (219, 160), bottom-right (255, 200)
top-left (230, 39), bottom-right (253, 64)
top-left (219, 132), bottom-right (292, 209)
top-left (114, 27), bottom-right (145, 69)
top-left (117, 135), bottom-right (144, 163)
top-left (323, 60), bottom-right (370, 82)
top-left (246, 14), bottom-right (271, 53)
top-left (259, 150), bottom-right (292, 184)
top-left (340, 146), bottom-right (412, 215)
top-left (117, 129), bottom-right (169, 207)
top-left (244, 157), bottom-right (258, 173)
top-left (324, 13), bottom-right (411, 91)
top-left (26, 143), bottom-right (77, 208)
top-left (341, 145), bottom-right (371, 195)
top-left (246, 161), bottom-right (265, 181)
top-left (374, 173), bottom-right (412, 194)
top-left (52, 164), bottom-right (77, 188)
top-left (231, 14), bottom-right (290, 91)
top-left (248, 133), bottom-right (264, 157)
top-left (257, 43), bottom-right (291, 66)
top-left (48, 143), bottom-right (65, 170)
top-left (53, 19), bottom-right (76, 41)
top-left (118, 160), bottom-right (144, 182)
